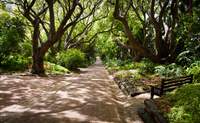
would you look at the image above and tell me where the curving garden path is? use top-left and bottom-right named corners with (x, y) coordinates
top-left (0, 58), bottom-right (150, 123)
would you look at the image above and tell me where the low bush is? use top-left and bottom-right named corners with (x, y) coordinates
top-left (186, 61), bottom-right (200, 83)
top-left (0, 54), bottom-right (29, 71)
top-left (104, 59), bottom-right (136, 73)
top-left (44, 62), bottom-right (70, 74)
top-left (165, 83), bottom-right (200, 123)
top-left (0, 13), bottom-right (25, 59)
top-left (154, 63), bottom-right (186, 78)
top-left (0, 11), bottom-right (29, 71)
top-left (56, 49), bottom-right (86, 70)
top-left (138, 59), bottom-right (156, 74)
top-left (104, 58), bottom-right (156, 75)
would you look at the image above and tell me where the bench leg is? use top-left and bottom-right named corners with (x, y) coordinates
top-left (150, 87), bottom-right (154, 99)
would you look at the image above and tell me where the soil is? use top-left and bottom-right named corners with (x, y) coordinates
top-left (0, 58), bottom-right (151, 123)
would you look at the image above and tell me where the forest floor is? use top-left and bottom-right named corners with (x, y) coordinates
top-left (0, 58), bottom-right (151, 123)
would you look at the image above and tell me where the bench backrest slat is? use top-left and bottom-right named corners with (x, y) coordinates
top-left (163, 81), bottom-right (192, 89)
top-left (160, 75), bottom-right (193, 93)
top-left (162, 75), bottom-right (192, 82)
top-left (163, 79), bottom-right (192, 86)
top-left (150, 75), bottom-right (193, 99)
top-left (162, 76), bottom-right (192, 84)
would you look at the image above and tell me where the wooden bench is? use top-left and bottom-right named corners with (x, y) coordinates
top-left (150, 75), bottom-right (193, 99)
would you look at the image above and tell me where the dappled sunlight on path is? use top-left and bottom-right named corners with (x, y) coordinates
top-left (0, 58), bottom-right (148, 123)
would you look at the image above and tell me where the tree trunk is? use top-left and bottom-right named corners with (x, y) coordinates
top-left (31, 48), bottom-right (45, 76)
top-left (30, 19), bottom-right (46, 76)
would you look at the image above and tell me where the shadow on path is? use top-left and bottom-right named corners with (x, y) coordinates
top-left (0, 58), bottom-right (149, 123)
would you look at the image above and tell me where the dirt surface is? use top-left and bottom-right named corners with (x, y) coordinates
top-left (0, 58), bottom-right (150, 123)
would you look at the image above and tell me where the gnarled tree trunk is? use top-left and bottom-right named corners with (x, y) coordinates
top-left (113, 0), bottom-right (179, 63)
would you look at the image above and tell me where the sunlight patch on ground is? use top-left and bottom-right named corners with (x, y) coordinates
top-left (95, 90), bottom-right (109, 95)
top-left (28, 78), bottom-right (41, 83)
top-left (76, 88), bottom-right (90, 94)
top-left (132, 120), bottom-right (143, 123)
top-left (56, 91), bottom-right (69, 99)
top-left (29, 109), bottom-right (50, 113)
top-left (91, 79), bottom-right (110, 81)
top-left (2, 78), bottom-right (23, 83)
top-left (0, 76), bottom-right (8, 81)
top-left (65, 96), bottom-right (87, 104)
top-left (55, 90), bottom-right (88, 103)
top-left (51, 110), bottom-right (89, 121)
top-left (0, 105), bottom-right (51, 114)
top-left (134, 93), bottom-right (159, 99)
top-left (0, 105), bottom-right (29, 113)
top-left (0, 91), bottom-right (12, 94)
top-left (64, 77), bottom-right (80, 80)
top-left (12, 79), bottom-right (22, 83)
top-left (90, 121), bottom-right (115, 123)
top-left (34, 102), bottom-right (46, 107)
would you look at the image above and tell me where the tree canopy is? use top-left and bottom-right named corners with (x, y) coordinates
top-left (0, 0), bottom-right (199, 75)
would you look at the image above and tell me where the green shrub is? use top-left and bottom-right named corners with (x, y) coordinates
top-left (186, 61), bottom-right (200, 83)
top-left (104, 59), bottom-right (136, 73)
top-left (166, 84), bottom-right (200, 123)
top-left (45, 51), bottom-right (57, 64)
top-left (44, 62), bottom-right (70, 74)
top-left (105, 59), bottom-right (120, 68)
top-left (0, 54), bottom-right (29, 71)
top-left (120, 63), bottom-right (135, 70)
top-left (104, 58), bottom-right (156, 74)
top-left (0, 11), bottom-right (28, 71)
top-left (155, 63), bottom-right (185, 78)
top-left (0, 13), bottom-right (25, 59)
top-left (138, 59), bottom-right (156, 74)
top-left (56, 49), bottom-right (86, 70)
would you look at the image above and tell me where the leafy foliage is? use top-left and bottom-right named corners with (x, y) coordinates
top-left (138, 59), bottom-right (156, 74)
top-left (175, 6), bottom-right (200, 66)
top-left (0, 12), bottom-right (25, 60)
top-left (105, 58), bottom-right (157, 75)
top-left (155, 63), bottom-right (185, 78)
top-left (0, 11), bottom-right (28, 71)
top-left (186, 61), bottom-right (200, 83)
top-left (176, 51), bottom-right (194, 67)
top-left (166, 84), bottom-right (200, 123)
top-left (56, 49), bottom-right (86, 70)
top-left (44, 62), bottom-right (70, 74)
top-left (96, 33), bottom-right (120, 61)
top-left (0, 54), bottom-right (29, 71)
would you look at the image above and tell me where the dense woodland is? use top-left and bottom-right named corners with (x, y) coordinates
top-left (0, 0), bottom-right (200, 122)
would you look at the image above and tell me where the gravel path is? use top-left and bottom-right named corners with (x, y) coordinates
top-left (0, 58), bottom-right (150, 123)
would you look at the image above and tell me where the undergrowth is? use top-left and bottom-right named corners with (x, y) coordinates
top-left (164, 84), bottom-right (200, 123)
top-left (44, 61), bottom-right (70, 74)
